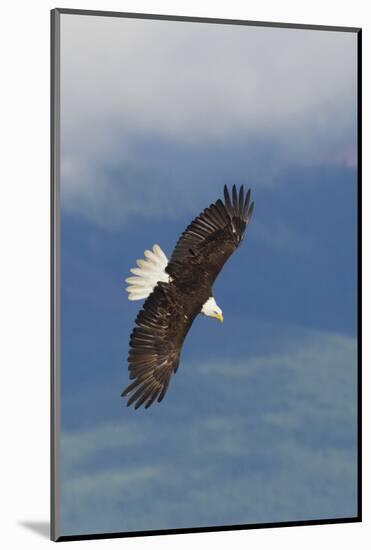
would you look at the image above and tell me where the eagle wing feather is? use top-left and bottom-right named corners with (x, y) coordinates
top-left (121, 282), bottom-right (190, 409)
top-left (167, 184), bottom-right (254, 285)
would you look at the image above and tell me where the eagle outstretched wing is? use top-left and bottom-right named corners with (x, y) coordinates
top-left (121, 282), bottom-right (190, 409)
top-left (166, 185), bottom-right (254, 285)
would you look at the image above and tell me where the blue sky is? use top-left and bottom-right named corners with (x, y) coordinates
top-left (59, 14), bottom-right (358, 537)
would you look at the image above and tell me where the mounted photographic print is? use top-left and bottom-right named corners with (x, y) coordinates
top-left (51, 8), bottom-right (361, 542)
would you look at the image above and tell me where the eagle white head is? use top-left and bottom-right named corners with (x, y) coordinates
top-left (201, 297), bottom-right (223, 323)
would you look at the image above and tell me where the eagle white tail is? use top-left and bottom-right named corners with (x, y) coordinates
top-left (125, 244), bottom-right (170, 301)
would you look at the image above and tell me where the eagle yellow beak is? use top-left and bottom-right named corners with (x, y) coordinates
top-left (216, 312), bottom-right (224, 323)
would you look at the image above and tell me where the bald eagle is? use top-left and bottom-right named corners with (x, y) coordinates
top-left (121, 185), bottom-right (254, 409)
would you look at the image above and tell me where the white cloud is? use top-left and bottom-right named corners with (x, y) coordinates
top-left (59, 14), bottom-right (357, 227)
top-left (63, 465), bottom-right (163, 499)
top-left (195, 327), bottom-right (356, 381)
top-left (61, 15), bottom-right (356, 145)
top-left (60, 422), bottom-right (145, 465)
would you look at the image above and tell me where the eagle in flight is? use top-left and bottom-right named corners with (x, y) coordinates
top-left (121, 185), bottom-right (254, 409)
